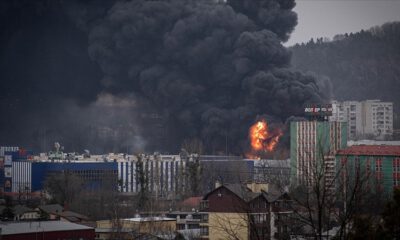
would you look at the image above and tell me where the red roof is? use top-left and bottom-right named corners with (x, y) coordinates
top-left (181, 196), bottom-right (202, 208)
top-left (337, 145), bottom-right (400, 156)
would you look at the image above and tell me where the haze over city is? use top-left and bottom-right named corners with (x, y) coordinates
top-left (0, 1), bottom-right (399, 239)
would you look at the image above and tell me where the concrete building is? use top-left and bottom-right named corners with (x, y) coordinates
top-left (252, 159), bottom-right (291, 187)
top-left (290, 121), bottom-right (347, 189)
top-left (118, 154), bottom-right (255, 197)
top-left (347, 139), bottom-right (400, 146)
top-left (336, 145), bottom-right (400, 194)
top-left (331, 100), bottom-right (393, 140)
top-left (2, 150), bottom-right (255, 198)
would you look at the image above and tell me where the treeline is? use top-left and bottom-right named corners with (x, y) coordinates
top-left (290, 22), bottom-right (400, 115)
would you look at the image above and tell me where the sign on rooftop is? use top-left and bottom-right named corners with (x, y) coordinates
top-left (304, 104), bottom-right (333, 117)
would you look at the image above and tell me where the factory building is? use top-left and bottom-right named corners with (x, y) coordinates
top-left (117, 154), bottom-right (187, 197)
top-left (7, 161), bottom-right (118, 194)
top-left (118, 154), bottom-right (255, 196)
top-left (252, 159), bottom-right (291, 187)
top-left (1, 151), bottom-right (118, 194)
top-left (290, 121), bottom-right (347, 190)
top-left (2, 151), bottom-right (256, 198)
top-left (336, 145), bottom-right (400, 194)
top-left (331, 100), bottom-right (393, 140)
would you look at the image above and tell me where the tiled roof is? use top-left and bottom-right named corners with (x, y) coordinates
top-left (181, 197), bottom-right (202, 208)
top-left (38, 204), bottom-right (64, 214)
top-left (14, 205), bottom-right (38, 215)
top-left (337, 145), bottom-right (400, 156)
top-left (57, 210), bottom-right (89, 221)
top-left (224, 184), bottom-right (259, 202)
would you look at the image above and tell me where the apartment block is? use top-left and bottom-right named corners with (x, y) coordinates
top-left (331, 100), bottom-right (393, 140)
top-left (336, 145), bottom-right (400, 194)
top-left (290, 121), bottom-right (347, 189)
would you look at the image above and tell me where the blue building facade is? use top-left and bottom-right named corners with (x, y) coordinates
top-left (31, 162), bottom-right (118, 192)
top-left (1, 151), bottom-right (117, 193)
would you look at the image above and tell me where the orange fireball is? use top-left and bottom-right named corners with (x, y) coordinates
top-left (249, 120), bottom-right (282, 153)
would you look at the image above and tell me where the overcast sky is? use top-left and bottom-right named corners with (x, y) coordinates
top-left (286, 0), bottom-right (400, 46)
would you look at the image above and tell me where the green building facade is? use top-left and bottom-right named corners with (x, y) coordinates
top-left (290, 121), bottom-right (347, 185)
top-left (336, 145), bottom-right (400, 194)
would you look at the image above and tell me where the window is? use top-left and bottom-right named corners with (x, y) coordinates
top-left (393, 158), bottom-right (400, 172)
top-left (200, 200), bottom-right (209, 210)
top-left (376, 158), bottom-right (383, 181)
top-left (200, 226), bottom-right (209, 236)
top-left (201, 214), bottom-right (209, 222)
top-left (393, 158), bottom-right (400, 188)
top-left (252, 213), bottom-right (268, 224)
top-left (376, 158), bottom-right (382, 172)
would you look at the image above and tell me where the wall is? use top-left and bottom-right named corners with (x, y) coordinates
top-left (208, 212), bottom-right (249, 240)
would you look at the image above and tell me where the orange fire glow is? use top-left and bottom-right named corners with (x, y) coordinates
top-left (249, 120), bottom-right (282, 153)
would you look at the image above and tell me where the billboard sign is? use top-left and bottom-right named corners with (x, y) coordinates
top-left (304, 104), bottom-right (333, 116)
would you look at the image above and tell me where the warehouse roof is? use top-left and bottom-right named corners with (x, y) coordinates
top-left (0, 221), bottom-right (93, 235)
top-left (337, 145), bottom-right (400, 156)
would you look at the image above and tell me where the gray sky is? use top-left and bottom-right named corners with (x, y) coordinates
top-left (286, 0), bottom-right (400, 46)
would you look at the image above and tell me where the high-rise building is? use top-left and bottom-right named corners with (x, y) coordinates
top-left (331, 100), bottom-right (393, 140)
top-left (290, 121), bottom-right (347, 189)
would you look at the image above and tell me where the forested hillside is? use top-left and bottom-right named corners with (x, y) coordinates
top-left (290, 22), bottom-right (400, 113)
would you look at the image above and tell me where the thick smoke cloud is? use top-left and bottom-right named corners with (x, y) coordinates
top-left (0, 0), bottom-right (325, 154)
top-left (88, 0), bottom-right (324, 153)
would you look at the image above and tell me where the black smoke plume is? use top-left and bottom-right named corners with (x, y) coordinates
top-left (0, 0), bottom-right (325, 154)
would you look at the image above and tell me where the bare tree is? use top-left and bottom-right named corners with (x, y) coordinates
top-left (43, 170), bottom-right (84, 207)
top-left (289, 144), bottom-right (373, 240)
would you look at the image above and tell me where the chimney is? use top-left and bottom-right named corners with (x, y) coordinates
top-left (215, 180), bottom-right (222, 189)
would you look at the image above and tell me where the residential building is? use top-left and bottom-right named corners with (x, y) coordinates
top-left (96, 217), bottom-right (176, 240)
top-left (336, 145), bottom-right (400, 193)
top-left (13, 205), bottom-right (40, 221)
top-left (37, 204), bottom-right (64, 220)
top-left (347, 139), bottom-right (400, 146)
top-left (331, 100), bottom-right (393, 140)
top-left (167, 211), bottom-right (202, 239)
top-left (290, 121), bottom-right (347, 190)
top-left (199, 183), bottom-right (293, 240)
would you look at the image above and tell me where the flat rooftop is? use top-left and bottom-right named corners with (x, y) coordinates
top-left (0, 221), bottom-right (93, 235)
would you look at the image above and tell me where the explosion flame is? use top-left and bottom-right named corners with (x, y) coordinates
top-left (249, 120), bottom-right (283, 153)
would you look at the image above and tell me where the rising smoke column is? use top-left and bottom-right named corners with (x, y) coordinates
top-left (88, 0), bottom-right (324, 154)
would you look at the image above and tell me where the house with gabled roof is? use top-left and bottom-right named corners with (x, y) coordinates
top-left (199, 182), bottom-right (293, 240)
top-left (13, 205), bottom-right (40, 221)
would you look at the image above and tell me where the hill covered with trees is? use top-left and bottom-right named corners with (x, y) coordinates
top-left (290, 22), bottom-right (400, 114)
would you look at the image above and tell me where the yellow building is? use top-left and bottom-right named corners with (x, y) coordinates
top-left (206, 212), bottom-right (249, 240)
top-left (96, 216), bottom-right (176, 240)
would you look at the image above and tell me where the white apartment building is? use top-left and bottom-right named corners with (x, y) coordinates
top-left (331, 100), bottom-right (393, 140)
